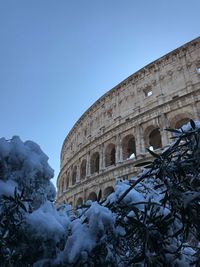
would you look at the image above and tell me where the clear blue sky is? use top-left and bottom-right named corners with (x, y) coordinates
top-left (0, 0), bottom-right (200, 188)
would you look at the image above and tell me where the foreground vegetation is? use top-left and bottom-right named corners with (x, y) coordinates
top-left (0, 121), bottom-right (200, 266)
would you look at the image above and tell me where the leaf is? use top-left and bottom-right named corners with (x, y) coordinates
top-left (131, 252), bottom-right (145, 264)
top-left (143, 164), bottom-right (154, 169)
top-left (135, 161), bottom-right (153, 167)
top-left (171, 227), bottom-right (183, 238)
top-left (2, 195), bottom-right (14, 201)
top-left (97, 189), bottom-right (102, 202)
top-left (18, 201), bottom-right (27, 212)
top-left (190, 119), bottom-right (196, 129)
top-left (154, 183), bottom-right (164, 190)
top-left (146, 148), bottom-right (160, 158)
top-left (165, 128), bottom-right (181, 134)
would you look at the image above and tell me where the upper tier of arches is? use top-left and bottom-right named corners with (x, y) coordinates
top-left (60, 37), bottom-right (200, 170)
top-left (58, 115), bottom-right (193, 193)
top-left (57, 37), bottom-right (200, 205)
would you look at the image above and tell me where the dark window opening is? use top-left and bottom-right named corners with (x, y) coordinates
top-left (149, 128), bottom-right (162, 150)
top-left (105, 144), bottom-right (116, 167)
top-left (87, 192), bottom-right (97, 201)
top-left (72, 167), bottom-right (77, 185)
top-left (175, 118), bottom-right (190, 129)
top-left (90, 152), bottom-right (100, 174)
top-left (103, 186), bottom-right (114, 198)
top-left (76, 197), bottom-right (83, 208)
top-left (122, 135), bottom-right (136, 160)
top-left (80, 160), bottom-right (87, 179)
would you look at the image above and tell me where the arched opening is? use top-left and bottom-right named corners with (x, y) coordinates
top-left (72, 166), bottom-right (77, 185)
top-left (80, 159), bottom-right (87, 180)
top-left (76, 197), bottom-right (83, 207)
top-left (122, 135), bottom-right (136, 160)
top-left (175, 118), bottom-right (190, 129)
top-left (169, 113), bottom-right (193, 129)
top-left (105, 143), bottom-right (116, 167)
top-left (149, 128), bottom-right (162, 150)
top-left (103, 186), bottom-right (114, 198)
top-left (65, 171), bottom-right (70, 190)
top-left (90, 152), bottom-right (100, 174)
top-left (87, 192), bottom-right (97, 201)
top-left (60, 179), bottom-right (64, 193)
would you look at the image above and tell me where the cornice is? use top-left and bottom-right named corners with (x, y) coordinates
top-left (57, 83), bottom-right (200, 184)
top-left (60, 36), bottom-right (200, 158)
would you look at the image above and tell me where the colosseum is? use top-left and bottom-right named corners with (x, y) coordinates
top-left (57, 37), bottom-right (200, 207)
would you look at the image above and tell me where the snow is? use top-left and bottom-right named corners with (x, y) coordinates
top-left (86, 202), bottom-right (116, 235)
top-left (26, 201), bottom-right (70, 242)
top-left (0, 136), bottom-right (55, 209)
top-left (1, 122), bottom-right (200, 266)
top-left (61, 219), bottom-right (95, 263)
top-left (0, 179), bottom-right (17, 197)
top-left (129, 153), bottom-right (135, 159)
top-left (105, 180), bottom-right (145, 210)
top-left (0, 137), bottom-right (10, 157)
top-left (58, 202), bottom-right (117, 264)
top-left (183, 191), bottom-right (200, 208)
top-left (0, 136), bottom-right (54, 182)
top-left (171, 246), bottom-right (196, 267)
top-left (176, 120), bottom-right (200, 133)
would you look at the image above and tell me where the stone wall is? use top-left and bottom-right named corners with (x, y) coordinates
top-left (57, 37), bottom-right (200, 207)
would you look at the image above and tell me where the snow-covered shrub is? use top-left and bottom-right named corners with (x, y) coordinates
top-left (1, 121), bottom-right (200, 267)
top-left (105, 119), bottom-right (200, 266)
top-left (0, 136), bottom-right (55, 209)
top-left (0, 136), bottom-right (67, 266)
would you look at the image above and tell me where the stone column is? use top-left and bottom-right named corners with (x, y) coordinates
top-left (115, 134), bottom-right (122, 163)
top-left (192, 99), bottom-right (200, 120)
top-left (136, 124), bottom-right (145, 156)
top-left (86, 153), bottom-right (91, 177)
top-left (76, 163), bottom-right (81, 182)
top-left (83, 188), bottom-right (87, 203)
top-left (99, 144), bottom-right (104, 170)
top-left (159, 113), bottom-right (171, 147)
top-left (63, 172), bottom-right (67, 191)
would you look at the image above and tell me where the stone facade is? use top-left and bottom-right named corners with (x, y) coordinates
top-left (57, 37), bottom-right (200, 207)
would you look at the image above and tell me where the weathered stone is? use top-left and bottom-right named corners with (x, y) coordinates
top-left (57, 37), bottom-right (200, 207)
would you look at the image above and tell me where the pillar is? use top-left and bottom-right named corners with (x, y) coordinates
top-left (99, 144), bottom-right (104, 170)
top-left (86, 153), bottom-right (91, 177)
top-left (76, 163), bottom-right (81, 182)
top-left (135, 124), bottom-right (145, 155)
top-left (159, 113), bottom-right (171, 147)
top-left (115, 134), bottom-right (122, 163)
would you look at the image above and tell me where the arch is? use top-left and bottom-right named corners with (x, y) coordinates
top-left (122, 134), bottom-right (136, 160)
top-left (103, 186), bottom-right (114, 198)
top-left (90, 152), bottom-right (100, 174)
top-left (149, 128), bottom-right (162, 150)
top-left (169, 113), bottom-right (192, 129)
top-left (60, 179), bottom-right (64, 193)
top-left (76, 197), bottom-right (83, 207)
top-left (87, 191), bottom-right (97, 201)
top-left (57, 38), bottom-right (200, 206)
top-left (144, 126), bottom-right (162, 150)
top-left (174, 118), bottom-right (190, 129)
top-left (72, 166), bottom-right (77, 185)
top-left (105, 143), bottom-right (116, 167)
top-left (80, 159), bottom-right (87, 180)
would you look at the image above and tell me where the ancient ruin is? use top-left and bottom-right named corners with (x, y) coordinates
top-left (57, 37), bottom-right (200, 207)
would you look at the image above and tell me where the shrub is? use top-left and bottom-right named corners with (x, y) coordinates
top-left (0, 121), bottom-right (200, 266)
